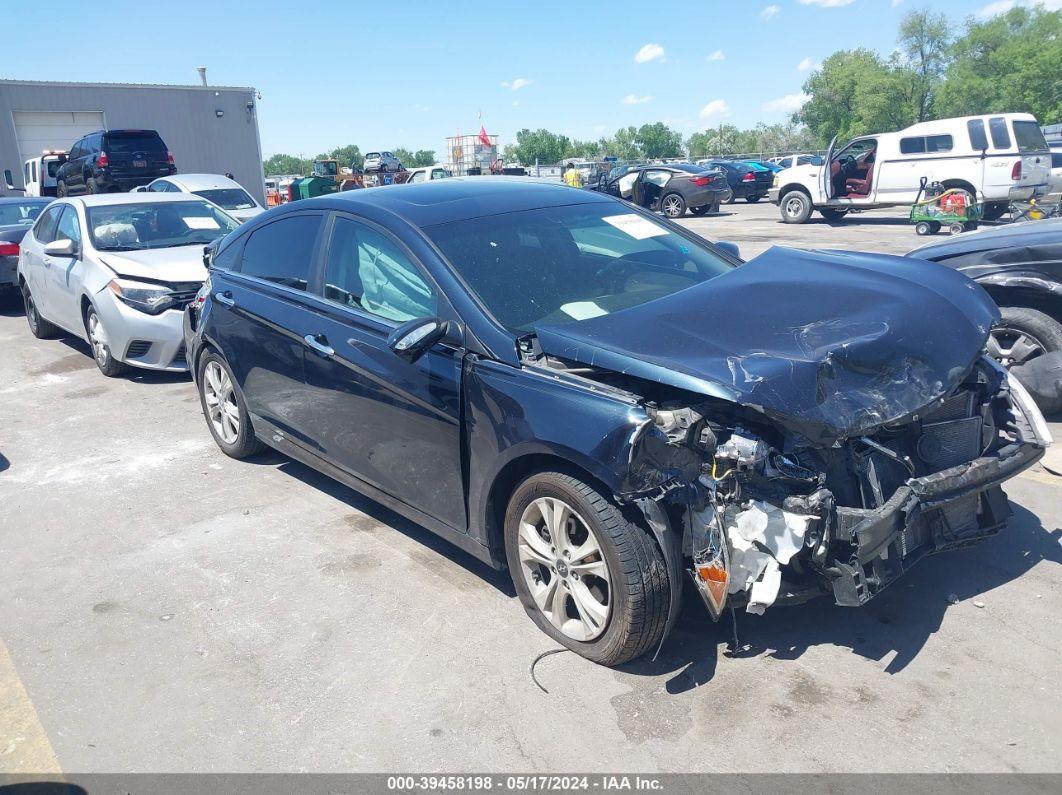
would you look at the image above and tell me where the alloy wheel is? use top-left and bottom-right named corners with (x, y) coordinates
top-left (662, 195), bottom-right (683, 217)
top-left (87, 311), bottom-right (111, 366)
top-left (517, 497), bottom-right (612, 642)
top-left (988, 326), bottom-right (1047, 368)
top-left (783, 195), bottom-right (806, 220)
top-left (203, 361), bottom-right (240, 445)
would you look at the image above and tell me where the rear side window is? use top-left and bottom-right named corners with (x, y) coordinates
top-left (1052, 152), bottom-right (1062, 169)
top-left (34, 205), bottom-right (62, 244)
top-left (238, 214), bottom-right (320, 291)
top-left (900, 137), bottom-right (925, 154)
top-left (989, 117), bottom-right (1011, 149)
top-left (967, 119), bottom-right (989, 151)
top-left (900, 135), bottom-right (953, 154)
top-left (103, 132), bottom-right (166, 154)
top-left (1013, 121), bottom-right (1048, 153)
top-left (926, 134), bottom-right (952, 153)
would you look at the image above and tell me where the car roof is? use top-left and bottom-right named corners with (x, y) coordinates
top-left (159, 173), bottom-right (244, 191)
top-left (298, 176), bottom-right (612, 227)
top-left (908, 217), bottom-right (1062, 259)
top-left (0, 196), bottom-right (50, 205)
top-left (63, 193), bottom-right (221, 208)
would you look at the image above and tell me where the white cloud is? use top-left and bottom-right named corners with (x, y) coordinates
top-left (500, 78), bottom-right (532, 90)
top-left (512, 101), bottom-right (520, 107)
top-left (892, 0), bottom-right (903, 6)
top-left (977, 0), bottom-right (1060, 17)
top-left (699, 99), bottom-right (731, 119)
top-left (622, 94), bottom-right (654, 105)
top-left (634, 43), bottom-right (666, 63)
top-left (797, 0), bottom-right (854, 6)
top-left (762, 93), bottom-right (811, 113)
top-left (797, 57), bottom-right (821, 71)
top-left (761, 5), bottom-right (780, 21)
top-left (706, 49), bottom-right (726, 62)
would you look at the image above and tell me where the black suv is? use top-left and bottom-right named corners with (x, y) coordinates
top-left (56, 129), bottom-right (175, 196)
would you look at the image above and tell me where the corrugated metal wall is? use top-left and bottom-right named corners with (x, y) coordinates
top-left (0, 81), bottom-right (265, 204)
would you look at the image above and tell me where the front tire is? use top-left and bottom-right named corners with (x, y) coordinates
top-left (988, 306), bottom-right (1062, 369)
top-left (197, 351), bottom-right (263, 459)
top-left (22, 283), bottom-right (60, 339)
top-left (504, 471), bottom-right (669, 666)
top-left (660, 193), bottom-right (686, 218)
top-left (85, 305), bottom-right (128, 377)
top-left (780, 190), bottom-right (813, 224)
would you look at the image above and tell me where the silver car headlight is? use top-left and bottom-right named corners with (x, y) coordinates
top-left (107, 278), bottom-right (177, 315)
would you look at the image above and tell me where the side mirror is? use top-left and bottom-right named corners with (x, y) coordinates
top-left (387, 317), bottom-right (448, 363)
top-left (4, 169), bottom-right (24, 192)
top-left (44, 238), bottom-right (78, 257)
top-left (715, 240), bottom-right (741, 261)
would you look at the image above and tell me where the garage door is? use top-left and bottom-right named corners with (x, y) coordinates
top-left (12, 110), bottom-right (105, 165)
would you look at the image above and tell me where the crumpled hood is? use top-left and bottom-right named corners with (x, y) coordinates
top-left (97, 245), bottom-right (208, 283)
top-left (535, 246), bottom-right (1000, 443)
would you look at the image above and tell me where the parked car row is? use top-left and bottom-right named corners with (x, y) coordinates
top-left (8, 177), bottom-right (1053, 667)
top-left (591, 163), bottom-right (730, 216)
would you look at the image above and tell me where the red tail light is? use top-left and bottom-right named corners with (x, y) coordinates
top-left (97, 152), bottom-right (109, 167)
top-left (0, 242), bottom-right (19, 257)
top-left (742, 172), bottom-right (756, 182)
top-left (167, 151), bottom-right (175, 165)
top-left (692, 176), bottom-right (711, 187)
top-left (1011, 160), bottom-right (1022, 180)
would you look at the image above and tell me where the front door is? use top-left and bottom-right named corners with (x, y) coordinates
top-left (300, 212), bottom-right (467, 530)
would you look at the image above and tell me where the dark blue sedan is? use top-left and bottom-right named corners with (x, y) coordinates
top-left (184, 178), bottom-right (1047, 665)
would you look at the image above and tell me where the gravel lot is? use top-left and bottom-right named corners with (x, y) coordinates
top-left (1, 201), bottom-right (1059, 775)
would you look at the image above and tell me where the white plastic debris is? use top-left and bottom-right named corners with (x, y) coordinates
top-left (725, 500), bottom-right (811, 613)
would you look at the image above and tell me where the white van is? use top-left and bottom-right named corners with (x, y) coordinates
top-left (769, 113), bottom-right (1051, 223)
top-left (21, 151), bottom-right (67, 197)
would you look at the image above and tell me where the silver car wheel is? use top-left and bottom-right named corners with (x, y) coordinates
top-left (87, 311), bottom-right (110, 366)
top-left (517, 497), bottom-right (611, 642)
top-left (988, 326), bottom-right (1046, 368)
top-left (662, 195), bottom-right (683, 217)
top-left (784, 194), bottom-right (807, 220)
top-left (203, 361), bottom-right (240, 445)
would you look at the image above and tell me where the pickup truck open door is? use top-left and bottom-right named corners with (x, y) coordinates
top-left (821, 136), bottom-right (837, 202)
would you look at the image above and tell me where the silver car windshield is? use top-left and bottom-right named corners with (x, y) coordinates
top-left (87, 201), bottom-right (239, 251)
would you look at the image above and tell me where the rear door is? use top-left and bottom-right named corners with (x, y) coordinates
top-left (300, 211), bottom-right (467, 530)
top-left (1012, 118), bottom-right (1050, 190)
top-left (21, 204), bottom-right (62, 318)
top-left (210, 212), bottom-right (326, 447)
top-left (43, 204), bottom-right (86, 332)
top-left (64, 139), bottom-right (85, 193)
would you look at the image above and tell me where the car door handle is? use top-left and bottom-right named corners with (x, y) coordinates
top-left (213, 291), bottom-right (235, 307)
top-left (303, 334), bottom-right (334, 357)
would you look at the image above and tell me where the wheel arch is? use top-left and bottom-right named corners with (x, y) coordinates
top-left (778, 182), bottom-right (812, 201)
top-left (941, 178), bottom-right (978, 198)
top-left (978, 280), bottom-right (1062, 324)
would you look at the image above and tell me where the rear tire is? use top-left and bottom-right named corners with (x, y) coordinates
top-left (86, 178), bottom-right (98, 195)
top-left (504, 471), bottom-right (669, 666)
top-left (197, 350), bottom-right (263, 459)
top-left (56, 180), bottom-right (68, 198)
top-left (745, 194), bottom-right (762, 203)
top-left (660, 193), bottom-right (686, 218)
top-left (982, 202), bottom-right (1007, 222)
top-left (22, 283), bottom-right (60, 339)
top-left (780, 190), bottom-right (813, 224)
top-left (819, 207), bottom-right (848, 222)
top-left (948, 222), bottom-right (965, 235)
top-left (723, 189), bottom-right (736, 204)
top-left (84, 305), bottom-right (128, 377)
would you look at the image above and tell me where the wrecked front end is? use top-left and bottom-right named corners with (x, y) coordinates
top-left (535, 350), bottom-right (1049, 622)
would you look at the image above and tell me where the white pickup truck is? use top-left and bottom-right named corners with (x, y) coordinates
top-left (769, 113), bottom-right (1051, 224)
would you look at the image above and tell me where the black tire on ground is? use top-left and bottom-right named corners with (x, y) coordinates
top-left (819, 207), bottom-right (848, 222)
top-left (915, 221), bottom-right (933, 236)
top-left (948, 222), bottom-right (965, 235)
top-left (84, 305), bottom-right (128, 377)
top-left (504, 470), bottom-right (670, 667)
top-left (660, 192), bottom-right (687, 218)
top-left (56, 180), bottom-right (68, 198)
top-left (780, 190), bottom-right (813, 224)
top-left (690, 204), bottom-right (708, 216)
top-left (724, 189), bottom-right (737, 204)
top-left (197, 349), bottom-right (264, 459)
top-left (929, 221), bottom-right (942, 234)
top-left (995, 306), bottom-right (1062, 363)
top-left (85, 178), bottom-right (99, 194)
top-left (745, 194), bottom-right (762, 203)
top-left (982, 202), bottom-right (1008, 222)
top-left (21, 283), bottom-right (61, 339)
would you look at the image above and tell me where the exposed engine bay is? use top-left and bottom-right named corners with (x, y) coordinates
top-left (532, 350), bottom-right (1050, 623)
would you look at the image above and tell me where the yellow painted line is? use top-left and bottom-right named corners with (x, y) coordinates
top-left (1016, 468), bottom-right (1062, 488)
top-left (0, 638), bottom-right (61, 775)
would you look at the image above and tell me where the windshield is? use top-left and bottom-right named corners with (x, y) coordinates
top-left (425, 203), bottom-right (733, 333)
top-left (0, 200), bottom-right (48, 227)
top-left (194, 188), bottom-right (257, 210)
top-left (1013, 120), bottom-right (1049, 153)
top-left (87, 200), bottom-right (239, 251)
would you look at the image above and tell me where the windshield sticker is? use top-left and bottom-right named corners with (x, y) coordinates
top-left (602, 213), bottom-right (669, 240)
top-left (560, 301), bottom-right (608, 320)
top-left (183, 216), bottom-right (220, 230)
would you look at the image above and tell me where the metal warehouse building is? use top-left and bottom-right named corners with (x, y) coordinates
top-left (0, 79), bottom-right (265, 203)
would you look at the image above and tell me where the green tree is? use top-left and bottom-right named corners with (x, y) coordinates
top-left (634, 122), bottom-right (683, 159)
top-left (894, 9), bottom-right (952, 123)
top-left (263, 153), bottom-right (311, 175)
top-left (935, 6), bottom-right (1062, 124)
top-left (608, 126), bottom-right (643, 160)
top-left (319, 144), bottom-right (362, 170)
top-left (511, 128), bottom-right (572, 165)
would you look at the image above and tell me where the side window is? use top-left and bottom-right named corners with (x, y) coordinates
top-left (900, 137), bottom-right (925, 154)
top-left (34, 205), bottom-right (62, 244)
top-left (431, 169), bottom-right (448, 180)
top-left (926, 134), bottom-right (952, 153)
top-left (989, 117), bottom-right (1011, 149)
top-left (32, 162), bottom-right (38, 182)
top-left (54, 206), bottom-right (82, 248)
top-left (24, 162), bottom-right (30, 182)
top-left (408, 170), bottom-right (426, 183)
top-left (968, 119), bottom-right (989, 151)
top-left (643, 170), bottom-right (672, 187)
top-left (238, 214), bottom-right (321, 291)
top-left (321, 216), bottom-right (436, 323)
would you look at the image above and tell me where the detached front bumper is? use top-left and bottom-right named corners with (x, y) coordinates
top-left (829, 440), bottom-right (1043, 606)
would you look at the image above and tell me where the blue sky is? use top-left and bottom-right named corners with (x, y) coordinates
top-left (2, 0), bottom-right (1049, 157)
